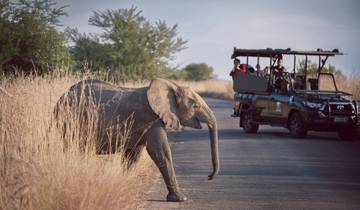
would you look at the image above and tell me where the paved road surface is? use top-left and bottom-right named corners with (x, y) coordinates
top-left (143, 98), bottom-right (360, 210)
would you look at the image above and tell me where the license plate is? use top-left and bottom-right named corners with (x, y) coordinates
top-left (334, 117), bottom-right (348, 123)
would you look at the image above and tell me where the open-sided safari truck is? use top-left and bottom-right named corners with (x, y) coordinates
top-left (231, 48), bottom-right (360, 140)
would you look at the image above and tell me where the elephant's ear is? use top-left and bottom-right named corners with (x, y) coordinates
top-left (147, 79), bottom-right (182, 130)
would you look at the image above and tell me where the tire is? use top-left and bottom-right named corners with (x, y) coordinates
top-left (288, 112), bottom-right (307, 138)
top-left (338, 127), bottom-right (357, 141)
top-left (242, 111), bottom-right (259, 133)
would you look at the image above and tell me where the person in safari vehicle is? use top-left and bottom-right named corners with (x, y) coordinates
top-left (230, 58), bottom-right (248, 116)
top-left (229, 58), bottom-right (247, 76)
top-left (272, 54), bottom-right (288, 93)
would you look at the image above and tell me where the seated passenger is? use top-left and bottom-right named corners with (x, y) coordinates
top-left (229, 58), bottom-right (248, 76)
top-left (247, 65), bottom-right (256, 74)
top-left (272, 55), bottom-right (288, 93)
top-left (274, 77), bottom-right (288, 93)
top-left (262, 66), bottom-right (270, 77)
top-left (230, 58), bottom-right (248, 116)
top-left (273, 54), bottom-right (286, 77)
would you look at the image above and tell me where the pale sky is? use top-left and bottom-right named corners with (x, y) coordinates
top-left (57, 0), bottom-right (360, 79)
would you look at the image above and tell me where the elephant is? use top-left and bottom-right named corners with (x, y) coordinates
top-left (54, 78), bottom-right (219, 202)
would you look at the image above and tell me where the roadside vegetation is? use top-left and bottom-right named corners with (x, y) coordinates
top-left (334, 73), bottom-right (360, 100)
top-left (0, 0), bottom-right (215, 82)
top-left (0, 73), bottom-right (232, 210)
top-left (0, 74), bottom-right (157, 210)
top-left (1, 1), bottom-right (359, 209)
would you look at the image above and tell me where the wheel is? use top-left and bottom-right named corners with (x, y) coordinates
top-left (241, 111), bottom-right (259, 133)
top-left (288, 112), bottom-right (307, 138)
top-left (338, 127), bottom-right (357, 141)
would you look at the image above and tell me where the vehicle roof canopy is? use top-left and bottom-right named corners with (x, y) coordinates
top-left (231, 48), bottom-right (342, 59)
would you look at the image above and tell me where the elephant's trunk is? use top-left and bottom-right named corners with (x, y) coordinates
top-left (201, 105), bottom-right (219, 180)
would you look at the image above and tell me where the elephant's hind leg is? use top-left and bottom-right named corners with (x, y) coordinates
top-left (145, 123), bottom-right (187, 202)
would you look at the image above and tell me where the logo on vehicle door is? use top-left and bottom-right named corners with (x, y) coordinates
top-left (337, 105), bottom-right (345, 110)
top-left (276, 101), bottom-right (282, 112)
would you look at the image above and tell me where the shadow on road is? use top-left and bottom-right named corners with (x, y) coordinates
top-left (146, 200), bottom-right (168, 203)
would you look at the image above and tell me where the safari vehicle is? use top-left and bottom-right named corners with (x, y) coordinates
top-left (231, 48), bottom-right (360, 140)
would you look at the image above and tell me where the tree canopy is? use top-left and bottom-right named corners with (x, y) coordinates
top-left (182, 63), bottom-right (215, 81)
top-left (297, 59), bottom-right (345, 79)
top-left (0, 3), bottom-right (215, 82)
top-left (69, 7), bottom-right (187, 81)
top-left (0, 0), bottom-right (70, 75)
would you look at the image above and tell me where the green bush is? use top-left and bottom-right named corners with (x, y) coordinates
top-left (297, 59), bottom-right (345, 79)
top-left (0, 0), bottom-right (70, 75)
top-left (182, 63), bottom-right (215, 81)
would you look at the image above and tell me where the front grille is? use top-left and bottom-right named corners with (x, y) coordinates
top-left (329, 103), bottom-right (353, 115)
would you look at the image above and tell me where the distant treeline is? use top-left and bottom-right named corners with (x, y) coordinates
top-left (0, 0), bottom-right (215, 81)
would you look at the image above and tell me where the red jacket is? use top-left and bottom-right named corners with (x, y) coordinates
top-left (230, 64), bottom-right (248, 76)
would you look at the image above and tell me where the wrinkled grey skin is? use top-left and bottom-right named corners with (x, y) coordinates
top-left (55, 79), bottom-right (219, 202)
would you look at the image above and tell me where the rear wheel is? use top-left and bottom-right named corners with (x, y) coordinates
top-left (288, 112), bottom-right (307, 138)
top-left (338, 127), bottom-right (357, 141)
top-left (241, 111), bottom-right (259, 133)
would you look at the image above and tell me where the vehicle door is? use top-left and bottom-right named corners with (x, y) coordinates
top-left (254, 94), bottom-right (273, 122)
top-left (267, 92), bottom-right (291, 124)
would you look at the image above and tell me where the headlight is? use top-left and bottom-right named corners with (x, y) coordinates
top-left (352, 101), bottom-right (359, 113)
top-left (351, 101), bottom-right (356, 112)
top-left (303, 101), bottom-right (325, 109)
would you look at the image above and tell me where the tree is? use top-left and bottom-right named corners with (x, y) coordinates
top-left (182, 63), bottom-right (215, 81)
top-left (69, 6), bottom-right (187, 81)
top-left (0, 0), bottom-right (70, 75)
top-left (66, 28), bottom-right (113, 71)
top-left (297, 59), bottom-right (345, 78)
top-left (166, 68), bottom-right (188, 80)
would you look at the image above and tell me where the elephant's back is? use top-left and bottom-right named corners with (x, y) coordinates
top-left (68, 79), bottom-right (122, 103)
top-left (54, 80), bottom-right (118, 114)
top-left (103, 87), bottom-right (155, 122)
top-left (69, 79), bottom-right (119, 92)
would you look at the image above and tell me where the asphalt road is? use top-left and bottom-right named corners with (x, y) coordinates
top-left (142, 98), bottom-right (360, 210)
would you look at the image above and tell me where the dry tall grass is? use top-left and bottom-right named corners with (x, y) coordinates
top-left (335, 75), bottom-right (360, 100)
top-left (120, 79), bottom-right (234, 100)
top-left (0, 75), bottom-right (232, 210)
top-left (177, 80), bottom-right (234, 100)
top-left (0, 75), bottom-right (155, 210)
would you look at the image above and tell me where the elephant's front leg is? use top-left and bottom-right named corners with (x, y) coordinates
top-left (145, 123), bottom-right (187, 202)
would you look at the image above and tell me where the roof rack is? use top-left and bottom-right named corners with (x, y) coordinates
top-left (231, 48), bottom-right (342, 59)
